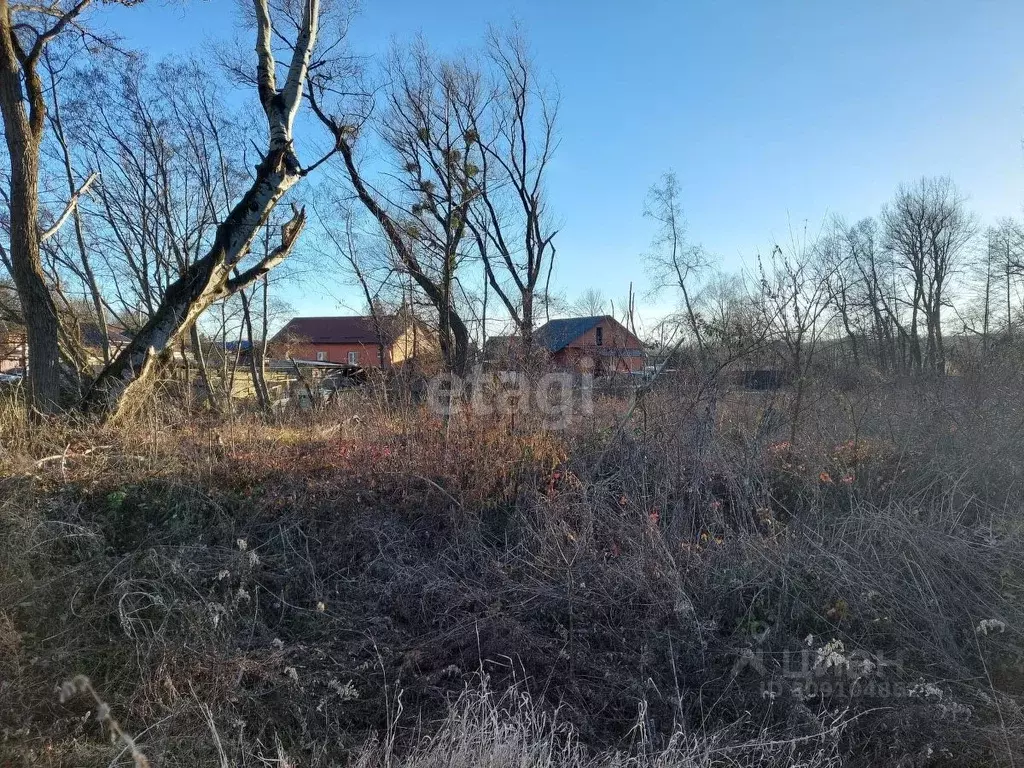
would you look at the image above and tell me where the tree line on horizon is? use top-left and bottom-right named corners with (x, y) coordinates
top-left (644, 171), bottom-right (1024, 377)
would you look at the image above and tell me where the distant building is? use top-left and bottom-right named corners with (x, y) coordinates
top-left (0, 321), bottom-right (130, 372)
top-left (80, 323), bottom-right (131, 365)
top-left (481, 335), bottom-right (515, 365)
top-left (269, 315), bottom-right (436, 368)
top-left (534, 315), bottom-right (645, 375)
top-left (0, 326), bottom-right (25, 373)
top-left (208, 340), bottom-right (255, 367)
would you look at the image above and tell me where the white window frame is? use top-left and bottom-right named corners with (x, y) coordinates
top-left (348, 350), bottom-right (359, 365)
top-left (316, 351), bottom-right (327, 362)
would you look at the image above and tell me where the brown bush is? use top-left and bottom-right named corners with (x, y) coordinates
top-left (1, 370), bottom-right (1023, 766)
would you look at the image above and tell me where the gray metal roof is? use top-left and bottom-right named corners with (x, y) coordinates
top-left (533, 316), bottom-right (607, 352)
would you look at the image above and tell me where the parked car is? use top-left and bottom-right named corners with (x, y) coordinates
top-left (0, 372), bottom-right (23, 386)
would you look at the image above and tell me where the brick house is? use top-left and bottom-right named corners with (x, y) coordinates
top-left (534, 315), bottom-right (645, 374)
top-left (0, 322), bottom-right (130, 372)
top-left (269, 315), bottom-right (435, 368)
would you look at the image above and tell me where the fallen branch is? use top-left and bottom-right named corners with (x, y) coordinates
top-left (385, 470), bottom-right (463, 509)
top-left (34, 444), bottom-right (112, 467)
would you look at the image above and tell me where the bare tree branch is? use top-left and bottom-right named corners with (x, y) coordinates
top-left (39, 170), bottom-right (97, 243)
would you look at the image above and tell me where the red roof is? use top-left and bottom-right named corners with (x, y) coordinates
top-left (272, 316), bottom-right (395, 345)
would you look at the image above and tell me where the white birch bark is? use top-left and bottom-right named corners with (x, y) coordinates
top-left (84, 0), bottom-right (319, 419)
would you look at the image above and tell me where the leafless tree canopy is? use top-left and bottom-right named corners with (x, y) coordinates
top-left (0, 0), bottom-right (348, 418)
top-left (325, 30), bottom-right (559, 372)
top-left (644, 172), bottom-right (711, 355)
top-left (881, 176), bottom-right (976, 372)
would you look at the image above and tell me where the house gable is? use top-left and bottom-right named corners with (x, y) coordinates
top-left (535, 316), bottom-right (605, 353)
top-left (534, 315), bottom-right (645, 373)
top-left (535, 315), bottom-right (643, 353)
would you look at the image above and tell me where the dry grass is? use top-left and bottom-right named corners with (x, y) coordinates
top-left (351, 678), bottom-right (846, 768)
top-left (1, 370), bottom-right (1024, 766)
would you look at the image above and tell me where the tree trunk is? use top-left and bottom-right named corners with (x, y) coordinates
top-left (450, 315), bottom-right (470, 375)
top-left (0, 1), bottom-right (64, 414)
top-left (239, 285), bottom-right (270, 413)
top-left (1007, 249), bottom-right (1013, 341)
top-left (336, 136), bottom-right (472, 376)
top-left (982, 265), bottom-right (991, 356)
top-left (909, 300), bottom-right (921, 371)
top-left (8, 170), bottom-right (64, 413)
top-left (189, 323), bottom-right (220, 413)
top-left (257, 276), bottom-right (272, 407)
top-left (788, 348), bottom-right (805, 447)
top-left (521, 291), bottom-right (534, 350)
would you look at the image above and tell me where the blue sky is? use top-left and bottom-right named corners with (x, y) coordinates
top-left (98, 0), bottom-right (1024, 320)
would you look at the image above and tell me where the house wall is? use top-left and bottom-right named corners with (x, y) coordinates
top-left (279, 323), bottom-right (439, 369)
top-left (553, 322), bottom-right (645, 374)
top-left (552, 346), bottom-right (643, 373)
top-left (391, 325), bottom-right (438, 365)
top-left (287, 342), bottom-right (389, 367)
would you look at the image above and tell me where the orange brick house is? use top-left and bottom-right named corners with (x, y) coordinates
top-left (534, 315), bottom-right (645, 374)
top-left (269, 315), bottom-right (435, 368)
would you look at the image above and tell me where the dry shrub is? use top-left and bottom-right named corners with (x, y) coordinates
top-left (1, 370), bottom-right (1024, 766)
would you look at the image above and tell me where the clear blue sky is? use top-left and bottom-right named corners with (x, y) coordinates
top-left (98, 0), bottom-right (1024, 319)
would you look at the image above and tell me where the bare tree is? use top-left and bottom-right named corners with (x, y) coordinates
top-left (819, 226), bottom-right (862, 366)
top-left (328, 42), bottom-right (479, 373)
top-left (466, 30), bottom-right (558, 351)
top-left (43, 48), bottom-right (109, 365)
top-left (83, 0), bottom-right (331, 417)
top-left (644, 171), bottom-right (711, 356)
top-left (984, 218), bottom-right (1024, 343)
top-left (571, 287), bottom-right (608, 316)
top-left (821, 217), bottom-right (907, 369)
top-left (63, 59), bottom-right (250, 325)
top-left (882, 177), bottom-right (976, 372)
top-left (835, 217), bottom-right (908, 370)
top-left (753, 237), bottom-right (836, 446)
top-left (61, 57), bottom-right (259, 411)
top-left (695, 271), bottom-right (756, 355)
top-left (316, 202), bottom-right (399, 370)
top-left (325, 31), bottom-right (558, 372)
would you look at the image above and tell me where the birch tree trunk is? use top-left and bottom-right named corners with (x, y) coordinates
top-left (83, 0), bottom-right (320, 419)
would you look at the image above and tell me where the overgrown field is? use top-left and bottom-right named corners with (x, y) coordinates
top-left (3, 369), bottom-right (1024, 766)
